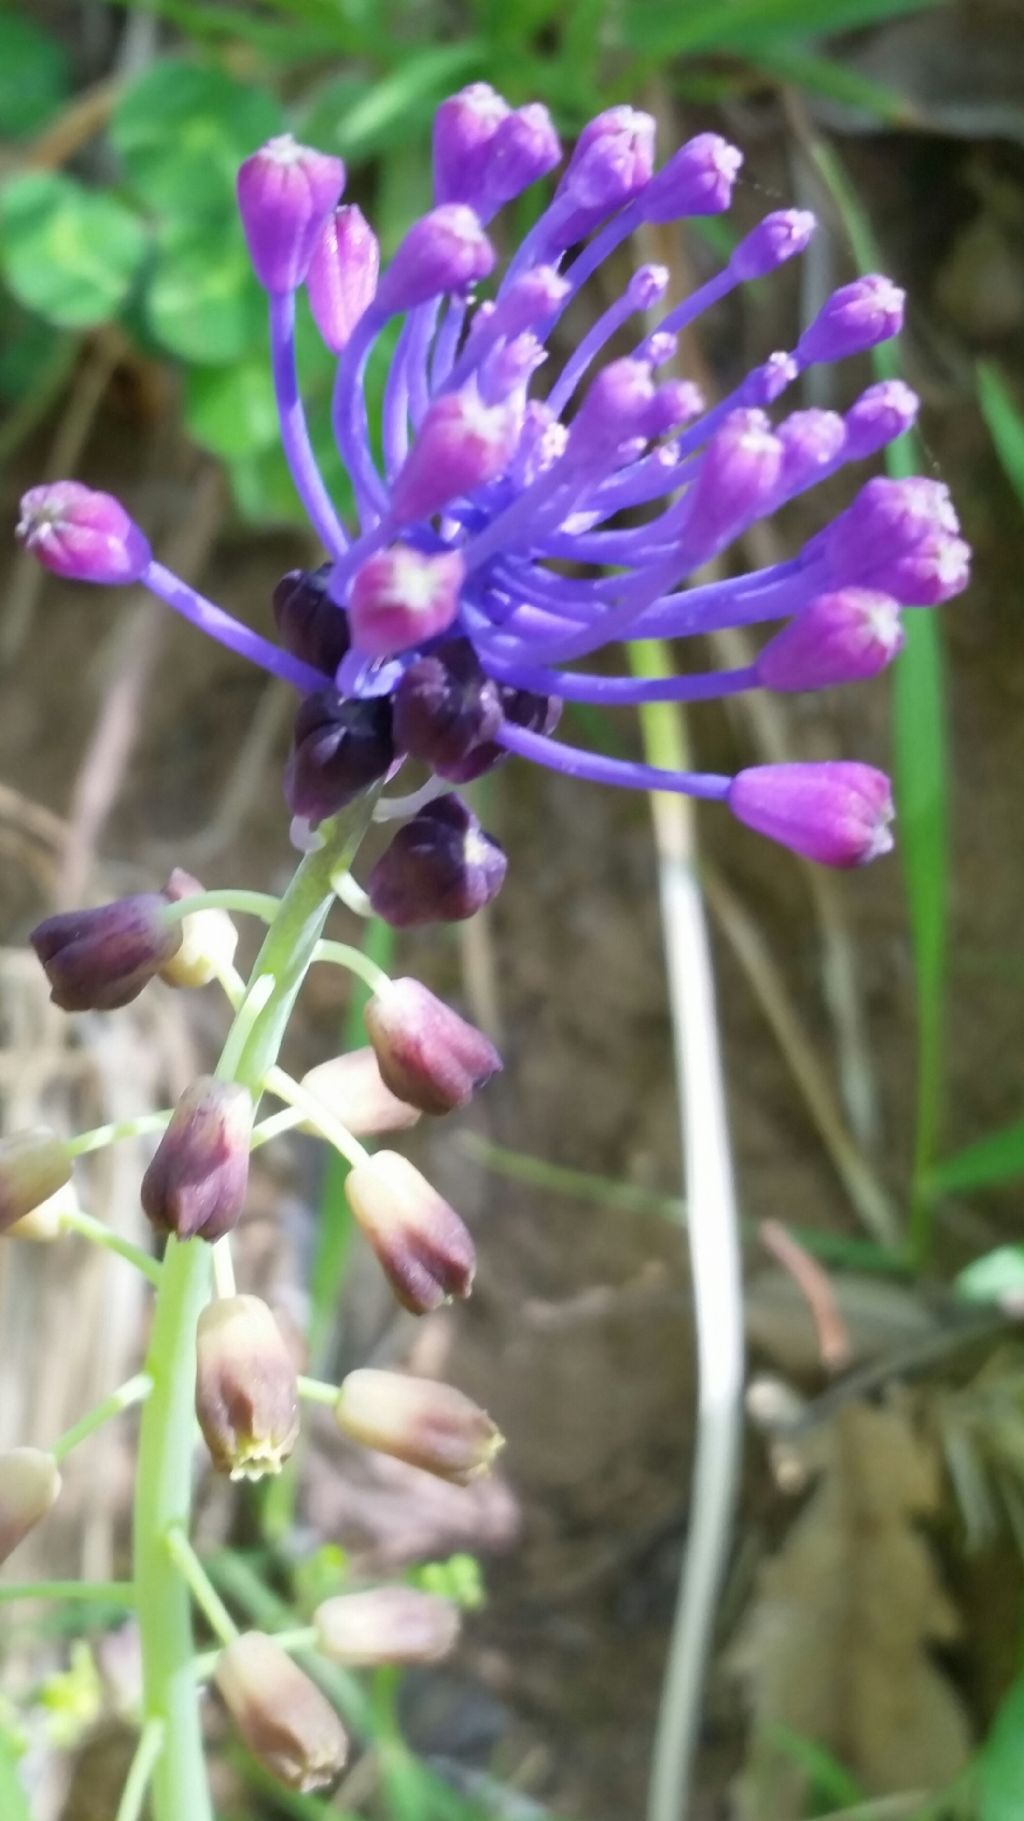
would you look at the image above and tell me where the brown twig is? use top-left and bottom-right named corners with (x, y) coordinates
top-left (760, 1219), bottom-right (851, 1372)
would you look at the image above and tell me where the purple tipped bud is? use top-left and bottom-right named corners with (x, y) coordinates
top-left (627, 264), bottom-right (670, 310)
top-left (686, 408), bottom-right (784, 550)
top-left (393, 640), bottom-right (503, 780)
top-left (843, 380), bottom-right (920, 459)
top-left (306, 205), bottom-right (380, 353)
top-left (797, 273), bottom-right (905, 366)
top-left (364, 977), bottom-right (501, 1116)
top-left (570, 358), bottom-right (661, 459)
top-left (392, 395), bottom-right (515, 523)
top-left (746, 352), bottom-right (799, 408)
top-left (490, 266), bottom-right (570, 337)
top-left (648, 378), bottom-right (704, 437)
top-left (482, 103), bottom-right (562, 215)
top-left (729, 761), bottom-right (895, 868)
top-left (314, 1586), bottom-right (461, 1667)
top-left (159, 868), bottom-right (240, 991)
top-left (826, 477), bottom-right (963, 598)
top-left (17, 482), bottom-right (151, 586)
top-left (376, 205), bottom-right (495, 314)
top-left (272, 566), bottom-right (350, 676)
top-left (639, 330), bottom-right (678, 369)
top-left (367, 795), bottom-right (507, 927)
top-left (31, 894), bottom-right (181, 1012)
top-left (433, 84), bottom-right (510, 206)
top-left (884, 533), bottom-right (973, 606)
top-left (196, 1294), bottom-right (299, 1480)
top-left (300, 1050), bottom-right (421, 1138)
top-left (335, 1368), bottom-right (503, 1484)
top-left (284, 692), bottom-right (394, 825)
top-left (757, 589), bottom-right (904, 692)
top-left (216, 1633), bottom-right (348, 1793)
top-left (141, 1076), bottom-right (253, 1243)
top-left (731, 210), bottom-right (817, 282)
top-left (0, 1449), bottom-right (61, 1565)
top-left (641, 132), bottom-right (743, 222)
top-left (481, 332), bottom-right (546, 403)
top-left (345, 1149), bottom-right (475, 1314)
top-left (776, 409), bottom-right (846, 494)
top-left (556, 106), bottom-right (656, 243)
top-left (0, 1129), bottom-right (72, 1236)
top-left (349, 547), bottom-right (464, 658)
top-left (237, 135), bottom-right (345, 294)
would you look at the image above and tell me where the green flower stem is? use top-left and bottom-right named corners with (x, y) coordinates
top-left (66, 1111), bottom-right (172, 1157)
top-left (296, 1375), bottom-right (340, 1407)
top-left (263, 1066), bottom-right (369, 1168)
top-left (0, 1580), bottom-right (134, 1605)
top-left (161, 889), bottom-right (281, 927)
top-left (132, 802), bottom-right (374, 1821)
top-left (51, 1373), bottom-right (153, 1464)
top-left (313, 938), bottom-right (390, 995)
top-left (114, 1719), bottom-right (165, 1821)
top-left (250, 1105), bottom-right (305, 1149)
top-left (59, 1207), bottom-right (162, 1286)
top-left (165, 1527), bottom-right (239, 1645)
top-left (192, 1624), bottom-right (317, 1683)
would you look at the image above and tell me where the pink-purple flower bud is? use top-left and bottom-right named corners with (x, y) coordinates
top-left (481, 104), bottom-right (562, 215)
top-left (345, 1149), bottom-right (476, 1314)
top-left (141, 1076), bottom-right (253, 1243)
top-left (272, 566), bottom-right (350, 676)
top-left (237, 135), bottom-right (345, 294)
top-left (731, 210), bottom-right (817, 282)
top-left (215, 1633), bottom-right (349, 1793)
top-left (367, 795), bottom-right (507, 927)
top-left (335, 1368), bottom-right (503, 1484)
top-left (392, 395), bottom-right (515, 523)
top-left (570, 358), bottom-right (662, 459)
top-left (306, 204), bottom-right (380, 352)
top-left (376, 205), bottom-right (495, 314)
top-left (363, 977), bottom-right (502, 1115)
top-left (17, 482), bottom-right (151, 585)
top-left (284, 692), bottom-right (394, 825)
top-left (843, 380), bottom-right (920, 459)
top-left (488, 266), bottom-right (570, 337)
top-left (393, 640), bottom-right (503, 781)
top-left (728, 762), bottom-right (895, 868)
top-left (300, 1050), bottom-right (421, 1138)
top-left (555, 106), bottom-right (656, 243)
top-left (797, 274), bottom-right (905, 365)
top-left (433, 84), bottom-right (510, 206)
top-left (641, 132), bottom-right (743, 223)
top-left (314, 1586), bottom-right (461, 1667)
top-left (776, 409), bottom-right (846, 495)
top-left (685, 409), bottom-right (784, 550)
top-left (0, 1129), bottom-right (72, 1236)
top-left (349, 547), bottom-right (464, 658)
top-left (0, 1449), bottom-right (61, 1565)
top-left (195, 1294), bottom-right (300, 1480)
top-left (744, 352), bottom-right (799, 408)
top-left (757, 589), bottom-right (904, 692)
top-left (159, 868), bottom-right (240, 991)
top-left (30, 894), bottom-right (182, 1012)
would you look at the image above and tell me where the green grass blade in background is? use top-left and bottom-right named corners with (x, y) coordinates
top-left (743, 44), bottom-right (914, 122)
top-left (927, 1120), bottom-right (1024, 1197)
top-left (977, 363), bottom-right (1024, 507)
top-left (621, 0), bottom-right (940, 58)
top-left (978, 1675), bottom-right (1024, 1821)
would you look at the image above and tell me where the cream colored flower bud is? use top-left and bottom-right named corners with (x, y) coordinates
top-left (6, 1178), bottom-right (79, 1242)
top-left (215, 1631), bottom-right (348, 1793)
top-left (345, 1150), bottom-right (475, 1315)
top-left (300, 1049), bottom-right (420, 1138)
top-left (196, 1295), bottom-right (299, 1480)
top-left (335, 1368), bottom-right (503, 1485)
top-left (0, 1128), bottom-right (72, 1236)
top-left (159, 868), bottom-right (239, 990)
top-left (0, 1448), bottom-right (61, 1564)
top-left (314, 1585), bottom-right (461, 1667)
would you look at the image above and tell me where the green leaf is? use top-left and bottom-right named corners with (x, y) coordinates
top-left (977, 363), bottom-right (1024, 511)
top-left (956, 1246), bottom-right (1024, 1306)
top-left (0, 9), bottom-right (70, 138)
top-left (929, 1121), bottom-right (1024, 1198)
top-left (299, 42), bottom-right (483, 164)
top-left (0, 172), bottom-right (147, 328)
top-left (111, 57), bottom-right (283, 218)
top-left (145, 218), bottom-right (264, 364)
top-left (745, 43), bottom-right (913, 121)
top-left (978, 1674), bottom-right (1024, 1821)
top-left (184, 358), bottom-right (278, 458)
top-left (0, 297), bottom-right (63, 402)
top-left (621, 0), bottom-right (940, 57)
top-left (0, 1729), bottom-right (30, 1821)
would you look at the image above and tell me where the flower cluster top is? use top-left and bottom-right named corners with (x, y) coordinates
top-left (18, 88), bottom-right (971, 912)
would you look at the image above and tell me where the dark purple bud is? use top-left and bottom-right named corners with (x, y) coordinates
top-left (481, 103), bottom-right (562, 215)
top-left (284, 692), bottom-right (394, 825)
top-left (391, 394), bottom-right (515, 523)
top-left (345, 1149), bottom-right (476, 1314)
top-left (348, 547), bottom-right (464, 658)
top-left (728, 762), bottom-right (895, 868)
top-left (364, 977), bottom-right (502, 1115)
top-left (31, 894), bottom-right (182, 1012)
top-left (367, 796), bottom-right (507, 927)
top-left (196, 1294), bottom-right (300, 1480)
top-left (797, 274), bottom-right (905, 366)
top-left (306, 204), bottom-right (380, 353)
top-left (641, 132), bottom-right (743, 223)
top-left (757, 589), bottom-right (904, 692)
top-left (335, 1368), bottom-right (503, 1484)
top-left (272, 566), bottom-right (350, 676)
top-left (237, 135), bottom-right (345, 294)
top-left (141, 1076), bottom-right (253, 1243)
top-left (731, 210), bottom-right (817, 282)
top-left (376, 205), bottom-right (495, 315)
top-left (392, 640), bottom-right (503, 780)
top-left (17, 482), bottom-right (151, 585)
top-left (433, 84), bottom-right (510, 206)
top-left (216, 1633), bottom-right (349, 1793)
top-left (0, 1129), bottom-right (72, 1236)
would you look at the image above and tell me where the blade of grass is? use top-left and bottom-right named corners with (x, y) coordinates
top-left (622, 0), bottom-right (941, 60)
top-left (977, 362), bottom-right (1024, 506)
top-left (926, 1120), bottom-right (1024, 1197)
top-left (747, 43), bottom-right (916, 124)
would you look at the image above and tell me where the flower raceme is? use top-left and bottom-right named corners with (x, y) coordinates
top-left (16, 95), bottom-right (971, 891)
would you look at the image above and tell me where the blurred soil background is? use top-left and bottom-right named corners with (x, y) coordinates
top-left (2, 1), bottom-right (1024, 1817)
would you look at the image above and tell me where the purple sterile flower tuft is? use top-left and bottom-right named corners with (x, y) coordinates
top-left (728, 762), bottom-right (896, 868)
top-left (368, 796), bottom-right (507, 927)
top-left (17, 86), bottom-right (970, 881)
top-left (17, 483), bottom-right (150, 585)
top-left (237, 135), bottom-right (345, 294)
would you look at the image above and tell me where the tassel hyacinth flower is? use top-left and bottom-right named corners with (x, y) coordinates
top-left (16, 92), bottom-right (969, 889)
